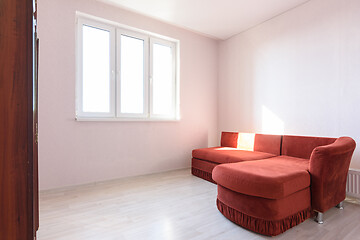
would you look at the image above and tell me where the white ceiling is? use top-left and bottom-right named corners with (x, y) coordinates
top-left (98, 0), bottom-right (310, 40)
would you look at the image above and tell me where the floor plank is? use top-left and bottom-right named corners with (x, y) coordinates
top-left (37, 169), bottom-right (360, 240)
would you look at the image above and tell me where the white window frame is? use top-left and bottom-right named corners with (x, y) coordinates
top-left (76, 18), bottom-right (116, 118)
top-left (116, 29), bottom-right (149, 119)
top-left (76, 14), bottom-right (179, 121)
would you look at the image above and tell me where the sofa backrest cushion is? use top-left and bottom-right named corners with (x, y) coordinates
top-left (221, 132), bottom-right (282, 155)
top-left (221, 132), bottom-right (239, 148)
top-left (221, 132), bottom-right (255, 150)
top-left (254, 134), bottom-right (282, 156)
top-left (282, 135), bottom-right (336, 159)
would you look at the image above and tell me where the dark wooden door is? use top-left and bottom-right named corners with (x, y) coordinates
top-left (33, 0), bottom-right (40, 232)
top-left (0, 0), bottom-right (39, 239)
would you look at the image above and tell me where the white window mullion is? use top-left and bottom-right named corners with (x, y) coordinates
top-left (171, 43), bottom-right (177, 119)
top-left (115, 28), bottom-right (121, 117)
top-left (144, 38), bottom-right (150, 118)
top-left (109, 27), bottom-right (116, 117)
top-left (149, 38), bottom-right (154, 118)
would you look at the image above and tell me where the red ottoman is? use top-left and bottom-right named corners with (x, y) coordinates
top-left (213, 160), bottom-right (312, 236)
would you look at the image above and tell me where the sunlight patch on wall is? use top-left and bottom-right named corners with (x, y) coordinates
top-left (261, 106), bottom-right (284, 134)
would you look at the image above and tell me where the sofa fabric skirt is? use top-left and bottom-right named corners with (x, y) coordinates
top-left (191, 168), bottom-right (216, 184)
top-left (216, 185), bottom-right (312, 236)
top-left (191, 158), bottom-right (218, 183)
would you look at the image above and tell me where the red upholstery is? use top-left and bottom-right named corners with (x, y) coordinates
top-left (217, 184), bottom-right (311, 222)
top-left (213, 160), bottom-right (310, 199)
top-left (263, 155), bottom-right (310, 170)
top-left (192, 147), bottom-right (275, 164)
top-left (309, 137), bottom-right (356, 212)
top-left (220, 132), bottom-right (283, 155)
top-left (191, 168), bottom-right (215, 184)
top-left (191, 157), bottom-right (218, 173)
top-left (191, 131), bottom-right (356, 236)
top-left (254, 134), bottom-right (282, 155)
top-left (191, 158), bottom-right (218, 183)
top-left (217, 185), bottom-right (311, 236)
top-left (221, 132), bottom-right (239, 148)
top-left (282, 135), bottom-right (336, 159)
top-left (192, 132), bottom-right (282, 183)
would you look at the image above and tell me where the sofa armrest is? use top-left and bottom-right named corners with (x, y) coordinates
top-left (309, 137), bottom-right (356, 212)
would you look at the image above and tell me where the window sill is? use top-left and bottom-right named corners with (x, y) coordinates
top-left (75, 117), bottom-right (180, 122)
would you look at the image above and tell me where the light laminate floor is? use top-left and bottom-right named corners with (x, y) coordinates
top-left (38, 169), bottom-right (360, 240)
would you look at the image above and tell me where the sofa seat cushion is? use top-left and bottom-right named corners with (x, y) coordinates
top-left (192, 147), bottom-right (275, 164)
top-left (262, 155), bottom-right (310, 170)
top-left (213, 160), bottom-right (310, 199)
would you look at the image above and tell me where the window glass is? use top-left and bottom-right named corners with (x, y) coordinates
top-left (152, 43), bottom-right (174, 116)
top-left (82, 25), bottom-right (110, 113)
top-left (120, 35), bottom-right (144, 114)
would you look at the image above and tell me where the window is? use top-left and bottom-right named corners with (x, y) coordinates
top-left (76, 16), bottom-right (179, 120)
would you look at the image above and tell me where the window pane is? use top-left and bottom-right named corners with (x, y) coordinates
top-left (152, 43), bottom-right (174, 116)
top-left (120, 35), bottom-right (144, 114)
top-left (82, 25), bottom-right (111, 113)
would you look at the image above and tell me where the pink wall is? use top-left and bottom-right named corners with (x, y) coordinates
top-left (38, 0), bottom-right (219, 190)
top-left (39, 0), bottom-right (360, 190)
top-left (218, 0), bottom-right (360, 169)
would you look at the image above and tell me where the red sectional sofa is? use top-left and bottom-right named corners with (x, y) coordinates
top-left (191, 132), bottom-right (356, 236)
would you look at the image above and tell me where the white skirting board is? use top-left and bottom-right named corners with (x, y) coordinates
top-left (346, 168), bottom-right (360, 199)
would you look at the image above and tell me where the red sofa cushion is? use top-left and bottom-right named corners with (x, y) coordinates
top-left (213, 159), bottom-right (310, 199)
top-left (221, 132), bottom-right (239, 148)
top-left (254, 134), bottom-right (282, 155)
top-left (282, 135), bottom-right (336, 159)
top-left (262, 155), bottom-right (310, 170)
top-left (220, 132), bottom-right (282, 155)
top-left (192, 147), bottom-right (275, 164)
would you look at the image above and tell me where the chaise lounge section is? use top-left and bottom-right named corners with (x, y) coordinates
top-left (192, 132), bottom-right (282, 183)
top-left (192, 132), bottom-right (356, 236)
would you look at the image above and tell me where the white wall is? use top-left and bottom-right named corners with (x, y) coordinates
top-left (218, 0), bottom-right (360, 168)
top-left (38, 0), bottom-right (218, 190)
